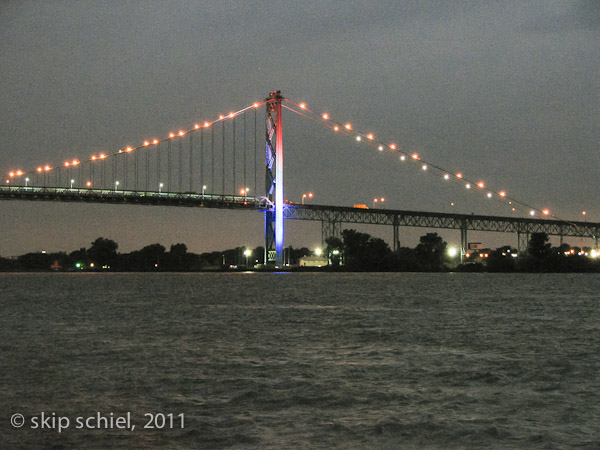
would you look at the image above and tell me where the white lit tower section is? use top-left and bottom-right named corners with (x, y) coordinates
top-left (264, 91), bottom-right (284, 267)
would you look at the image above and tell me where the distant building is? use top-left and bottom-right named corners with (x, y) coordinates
top-left (298, 256), bottom-right (328, 267)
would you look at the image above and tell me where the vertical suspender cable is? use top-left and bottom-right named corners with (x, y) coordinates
top-left (179, 137), bottom-right (183, 192)
top-left (233, 116), bottom-right (236, 194)
top-left (157, 142), bottom-right (161, 190)
top-left (243, 112), bottom-right (247, 194)
top-left (146, 145), bottom-right (150, 191)
top-left (200, 127), bottom-right (203, 194)
top-left (222, 120), bottom-right (225, 195)
top-left (135, 149), bottom-right (138, 190)
top-left (189, 132), bottom-right (193, 192)
top-left (254, 107), bottom-right (258, 195)
top-left (211, 125), bottom-right (215, 195)
top-left (168, 140), bottom-right (171, 193)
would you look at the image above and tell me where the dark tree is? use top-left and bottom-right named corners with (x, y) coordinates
top-left (519, 233), bottom-right (554, 272)
top-left (125, 243), bottom-right (167, 271)
top-left (528, 233), bottom-right (551, 259)
top-left (17, 252), bottom-right (52, 270)
top-left (170, 243), bottom-right (187, 257)
top-left (88, 238), bottom-right (118, 269)
top-left (415, 233), bottom-right (447, 271)
top-left (392, 247), bottom-right (419, 271)
top-left (340, 229), bottom-right (394, 271)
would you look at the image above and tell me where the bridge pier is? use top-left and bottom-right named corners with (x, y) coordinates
top-left (321, 220), bottom-right (342, 248)
top-left (392, 215), bottom-right (399, 252)
top-left (517, 231), bottom-right (529, 255)
top-left (460, 221), bottom-right (468, 264)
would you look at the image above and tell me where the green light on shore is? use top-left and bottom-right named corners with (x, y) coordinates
top-left (75, 263), bottom-right (82, 268)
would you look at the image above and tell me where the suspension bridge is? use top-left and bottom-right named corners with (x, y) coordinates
top-left (2, 91), bottom-right (599, 266)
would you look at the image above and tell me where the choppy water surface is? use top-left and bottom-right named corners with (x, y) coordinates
top-left (1, 272), bottom-right (598, 449)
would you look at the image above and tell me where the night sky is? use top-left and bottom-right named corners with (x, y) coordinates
top-left (1, 1), bottom-right (599, 256)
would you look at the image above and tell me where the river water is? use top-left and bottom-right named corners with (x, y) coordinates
top-left (1, 272), bottom-right (598, 449)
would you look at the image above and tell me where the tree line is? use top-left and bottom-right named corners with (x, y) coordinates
top-left (0, 238), bottom-right (282, 272)
top-left (1, 231), bottom-right (599, 272)
top-left (325, 230), bottom-right (600, 272)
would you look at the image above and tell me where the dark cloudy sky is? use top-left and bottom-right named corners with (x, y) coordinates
top-left (1, 1), bottom-right (599, 255)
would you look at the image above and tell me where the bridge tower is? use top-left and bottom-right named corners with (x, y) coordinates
top-left (264, 91), bottom-right (284, 267)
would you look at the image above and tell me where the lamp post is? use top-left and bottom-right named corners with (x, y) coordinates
top-left (373, 197), bottom-right (385, 208)
top-left (70, 179), bottom-right (75, 189)
top-left (115, 181), bottom-right (120, 191)
top-left (159, 182), bottom-right (164, 193)
top-left (202, 185), bottom-right (207, 198)
top-left (25, 177), bottom-right (29, 187)
top-left (302, 192), bottom-right (313, 205)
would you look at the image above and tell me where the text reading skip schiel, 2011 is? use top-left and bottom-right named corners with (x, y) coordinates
top-left (12, 412), bottom-right (185, 433)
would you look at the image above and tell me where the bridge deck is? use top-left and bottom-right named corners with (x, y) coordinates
top-left (285, 204), bottom-right (600, 238)
top-left (1, 185), bottom-right (598, 239)
top-left (0, 186), bottom-right (270, 210)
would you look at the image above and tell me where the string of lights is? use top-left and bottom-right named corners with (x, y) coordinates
top-left (6, 99), bottom-right (272, 191)
top-left (4, 94), bottom-right (584, 227)
top-left (281, 98), bottom-right (569, 223)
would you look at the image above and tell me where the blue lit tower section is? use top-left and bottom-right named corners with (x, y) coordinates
top-left (264, 91), bottom-right (284, 267)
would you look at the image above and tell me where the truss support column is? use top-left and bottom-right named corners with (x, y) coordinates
top-left (558, 225), bottom-right (564, 247)
top-left (393, 215), bottom-right (399, 252)
top-left (460, 221), bottom-right (468, 264)
top-left (321, 220), bottom-right (342, 248)
top-left (517, 231), bottom-right (529, 255)
top-left (264, 90), bottom-right (284, 267)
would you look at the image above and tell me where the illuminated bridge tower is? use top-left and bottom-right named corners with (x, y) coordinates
top-left (264, 91), bottom-right (284, 267)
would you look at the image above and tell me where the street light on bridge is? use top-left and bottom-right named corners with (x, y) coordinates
top-left (302, 192), bottom-right (313, 205)
top-left (373, 197), bottom-right (385, 208)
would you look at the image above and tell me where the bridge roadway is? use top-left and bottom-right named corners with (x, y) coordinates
top-left (1, 185), bottom-right (598, 254)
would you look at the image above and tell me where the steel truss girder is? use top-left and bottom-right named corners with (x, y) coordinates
top-left (3, 186), bottom-right (599, 243)
top-left (284, 205), bottom-right (600, 239)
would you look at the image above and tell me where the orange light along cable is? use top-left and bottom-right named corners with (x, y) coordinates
top-left (282, 97), bottom-right (563, 222)
top-left (8, 99), bottom-right (267, 182)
